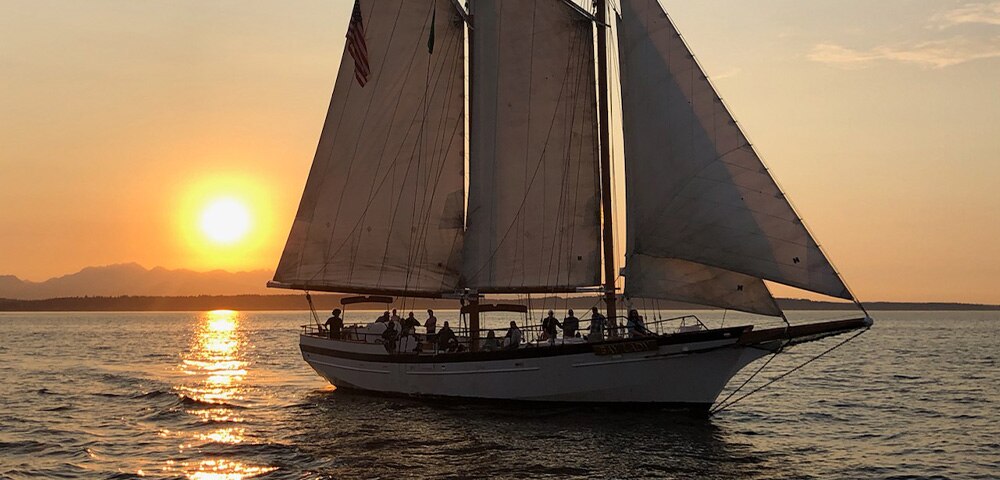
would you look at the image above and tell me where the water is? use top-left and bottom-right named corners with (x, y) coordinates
top-left (0, 310), bottom-right (997, 479)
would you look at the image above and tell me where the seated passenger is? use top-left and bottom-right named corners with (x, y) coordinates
top-left (626, 309), bottom-right (652, 338)
top-left (437, 321), bottom-right (458, 352)
top-left (503, 321), bottom-right (523, 350)
top-left (482, 330), bottom-right (499, 352)
top-left (587, 307), bottom-right (606, 342)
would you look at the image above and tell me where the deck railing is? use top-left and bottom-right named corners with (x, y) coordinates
top-left (300, 313), bottom-right (709, 355)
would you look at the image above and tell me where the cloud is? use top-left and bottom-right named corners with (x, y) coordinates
top-left (709, 67), bottom-right (742, 81)
top-left (809, 2), bottom-right (1000, 69)
top-left (808, 37), bottom-right (1000, 69)
top-left (936, 1), bottom-right (1000, 27)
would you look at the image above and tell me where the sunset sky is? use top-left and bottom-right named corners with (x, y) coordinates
top-left (1, 0), bottom-right (998, 303)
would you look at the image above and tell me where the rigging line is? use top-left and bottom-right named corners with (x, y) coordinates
top-left (711, 344), bottom-right (783, 414)
top-left (308, 1), bottom-right (408, 285)
top-left (324, 34), bottom-right (447, 288)
top-left (406, 4), bottom-right (460, 275)
top-left (546, 31), bottom-right (581, 287)
top-left (305, 291), bottom-right (321, 328)
top-left (396, 26), bottom-right (462, 284)
top-left (365, 17), bottom-right (444, 289)
top-left (545, 7), bottom-right (588, 289)
top-left (544, 25), bottom-right (586, 288)
top-left (710, 326), bottom-right (870, 416)
top-left (406, 51), bottom-right (465, 292)
top-left (398, 0), bottom-right (438, 292)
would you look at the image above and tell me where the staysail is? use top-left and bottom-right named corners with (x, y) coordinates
top-left (463, 0), bottom-right (603, 291)
top-left (624, 255), bottom-right (782, 316)
top-left (273, 0), bottom-right (466, 295)
top-left (618, 0), bottom-right (853, 309)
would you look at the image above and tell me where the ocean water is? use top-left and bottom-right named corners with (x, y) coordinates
top-left (0, 310), bottom-right (996, 479)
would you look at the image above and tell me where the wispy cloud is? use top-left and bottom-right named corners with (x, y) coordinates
top-left (809, 2), bottom-right (1000, 69)
top-left (935, 1), bottom-right (1000, 27)
top-left (809, 37), bottom-right (1000, 69)
top-left (709, 67), bottom-right (742, 81)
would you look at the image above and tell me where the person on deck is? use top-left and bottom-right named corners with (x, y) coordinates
top-left (606, 312), bottom-right (620, 339)
top-left (503, 321), bottom-right (523, 350)
top-left (424, 309), bottom-right (438, 337)
top-left (563, 309), bottom-right (580, 338)
top-left (376, 311), bottom-right (390, 323)
top-left (482, 330), bottom-right (500, 351)
top-left (542, 310), bottom-right (561, 345)
top-left (437, 321), bottom-right (458, 352)
top-left (588, 307), bottom-right (606, 341)
top-left (627, 309), bottom-right (651, 338)
top-left (325, 309), bottom-right (343, 339)
top-left (402, 312), bottom-right (420, 335)
top-left (381, 319), bottom-right (398, 353)
top-left (389, 309), bottom-right (402, 336)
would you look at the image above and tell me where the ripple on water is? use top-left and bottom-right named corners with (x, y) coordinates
top-left (0, 311), bottom-right (998, 479)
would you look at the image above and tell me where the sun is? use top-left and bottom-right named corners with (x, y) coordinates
top-left (200, 198), bottom-right (251, 244)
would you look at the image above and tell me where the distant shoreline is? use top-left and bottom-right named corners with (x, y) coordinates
top-left (0, 294), bottom-right (996, 313)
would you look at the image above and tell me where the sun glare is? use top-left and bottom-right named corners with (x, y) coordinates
top-left (176, 172), bottom-right (278, 272)
top-left (200, 198), bottom-right (251, 244)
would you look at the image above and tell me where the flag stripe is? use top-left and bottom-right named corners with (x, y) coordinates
top-left (346, 0), bottom-right (370, 87)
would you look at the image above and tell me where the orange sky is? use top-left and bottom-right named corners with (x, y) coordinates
top-left (1, 0), bottom-right (998, 303)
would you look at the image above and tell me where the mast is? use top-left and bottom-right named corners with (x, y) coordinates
top-left (467, 0), bottom-right (480, 351)
top-left (596, 0), bottom-right (617, 323)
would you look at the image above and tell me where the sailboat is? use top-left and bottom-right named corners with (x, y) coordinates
top-left (268, 0), bottom-right (872, 412)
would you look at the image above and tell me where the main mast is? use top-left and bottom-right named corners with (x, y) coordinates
top-left (595, 0), bottom-right (617, 323)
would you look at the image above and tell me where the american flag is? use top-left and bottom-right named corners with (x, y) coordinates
top-left (346, 0), bottom-right (370, 87)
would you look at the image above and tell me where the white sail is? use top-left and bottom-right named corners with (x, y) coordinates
top-left (274, 0), bottom-right (466, 295)
top-left (624, 255), bottom-right (782, 316)
top-left (463, 0), bottom-right (602, 291)
top-left (618, 0), bottom-right (852, 301)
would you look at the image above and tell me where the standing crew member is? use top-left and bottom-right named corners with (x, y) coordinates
top-left (325, 309), bottom-right (343, 339)
top-left (588, 306), bottom-right (606, 341)
top-left (542, 310), bottom-right (561, 345)
top-left (424, 309), bottom-right (438, 335)
top-left (563, 309), bottom-right (580, 338)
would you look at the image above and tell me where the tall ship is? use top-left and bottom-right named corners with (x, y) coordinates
top-left (268, 0), bottom-right (872, 413)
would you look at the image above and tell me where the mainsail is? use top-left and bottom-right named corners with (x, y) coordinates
top-left (618, 0), bottom-right (853, 310)
top-left (463, 0), bottom-right (603, 291)
top-left (273, 0), bottom-right (466, 295)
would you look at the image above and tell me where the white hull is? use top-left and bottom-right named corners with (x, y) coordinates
top-left (300, 328), bottom-right (778, 409)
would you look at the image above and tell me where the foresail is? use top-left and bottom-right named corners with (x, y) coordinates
top-left (463, 0), bottom-right (602, 291)
top-left (624, 255), bottom-right (782, 317)
top-left (618, 0), bottom-right (852, 300)
top-left (274, 0), bottom-right (466, 295)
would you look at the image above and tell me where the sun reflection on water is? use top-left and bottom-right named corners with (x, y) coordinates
top-left (164, 310), bottom-right (274, 479)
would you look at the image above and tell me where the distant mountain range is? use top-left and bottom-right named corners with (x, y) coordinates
top-left (0, 263), bottom-right (273, 300)
top-left (1, 264), bottom-right (997, 311)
